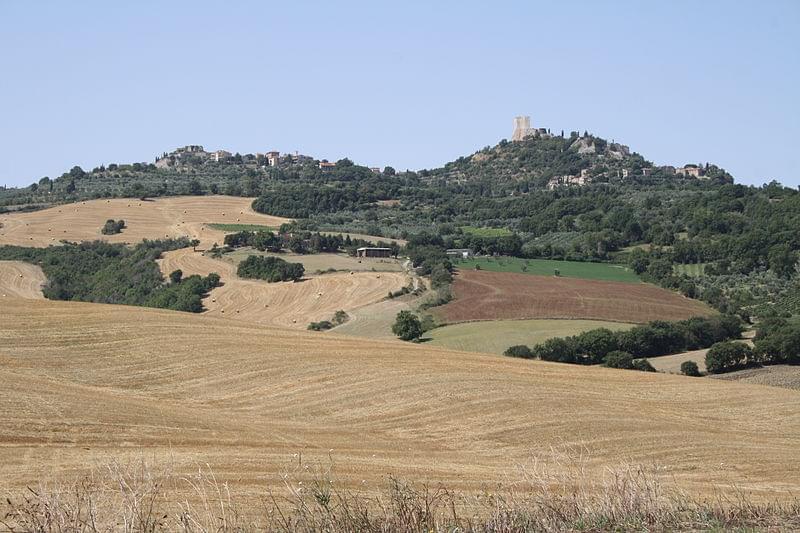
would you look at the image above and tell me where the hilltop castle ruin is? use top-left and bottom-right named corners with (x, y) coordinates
top-left (512, 115), bottom-right (549, 141)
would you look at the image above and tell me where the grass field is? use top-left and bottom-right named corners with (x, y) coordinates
top-left (434, 270), bottom-right (714, 325)
top-left (674, 263), bottom-right (706, 277)
top-left (424, 319), bottom-right (634, 354)
top-left (1, 296), bottom-right (799, 503)
top-left (454, 256), bottom-right (640, 283)
top-left (0, 196), bottom-right (290, 249)
top-left (460, 225), bottom-right (513, 237)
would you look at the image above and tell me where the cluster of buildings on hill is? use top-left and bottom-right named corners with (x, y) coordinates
top-left (155, 146), bottom-right (314, 169)
top-left (155, 146), bottom-right (385, 173)
top-left (512, 115), bottom-right (712, 190)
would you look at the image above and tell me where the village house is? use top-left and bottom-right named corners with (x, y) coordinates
top-left (356, 247), bottom-right (392, 258)
top-left (319, 161), bottom-right (336, 170)
top-left (210, 150), bottom-right (232, 162)
top-left (266, 151), bottom-right (280, 167)
top-left (446, 248), bottom-right (473, 259)
top-left (676, 165), bottom-right (706, 178)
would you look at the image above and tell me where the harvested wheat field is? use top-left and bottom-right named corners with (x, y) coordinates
top-left (711, 365), bottom-right (800, 391)
top-left (0, 196), bottom-right (289, 249)
top-left (158, 248), bottom-right (409, 329)
top-left (434, 270), bottom-right (714, 324)
top-left (0, 260), bottom-right (45, 299)
top-left (1, 297), bottom-right (799, 503)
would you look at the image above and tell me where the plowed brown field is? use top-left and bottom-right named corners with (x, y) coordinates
top-left (0, 196), bottom-right (289, 248)
top-left (434, 270), bottom-right (714, 324)
top-left (1, 297), bottom-right (799, 501)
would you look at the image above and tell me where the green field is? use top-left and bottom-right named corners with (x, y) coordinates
top-left (460, 225), bottom-right (513, 237)
top-left (673, 263), bottom-right (706, 277)
top-left (208, 223), bottom-right (279, 232)
top-left (453, 256), bottom-right (641, 283)
top-left (424, 319), bottom-right (634, 354)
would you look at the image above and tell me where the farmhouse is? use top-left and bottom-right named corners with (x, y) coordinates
top-left (446, 248), bottom-right (473, 259)
top-left (357, 247), bottom-right (392, 258)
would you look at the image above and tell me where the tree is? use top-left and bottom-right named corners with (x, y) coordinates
top-left (169, 269), bottom-right (183, 284)
top-left (383, 166), bottom-right (396, 176)
top-left (65, 180), bottom-right (76, 194)
top-left (633, 358), bottom-right (656, 372)
top-left (504, 345), bottom-right (533, 359)
top-left (680, 361), bottom-right (701, 377)
top-left (603, 351), bottom-right (634, 369)
top-left (532, 337), bottom-right (578, 363)
top-left (392, 311), bottom-right (422, 341)
top-left (768, 245), bottom-right (797, 279)
top-left (190, 239), bottom-right (200, 252)
top-left (705, 342), bottom-right (753, 374)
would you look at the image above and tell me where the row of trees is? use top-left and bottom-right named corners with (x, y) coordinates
top-left (503, 315), bottom-right (742, 366)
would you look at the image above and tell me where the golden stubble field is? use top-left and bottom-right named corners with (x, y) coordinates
top-left (1, 297), bottom-right (799, 502)
top-left (157, 247), bottom-right (409, 329)
top-left (0, 196), bottom-right (289, 248)
top-left (0, 260), bottom-right (45, 299)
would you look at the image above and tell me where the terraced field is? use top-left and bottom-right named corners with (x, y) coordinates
top-left (434, 270), bottom-right (714, 325)
top-left (2, 296), bottom-right (799, 502)
top-left (0, 196), bottom-right (289, 248)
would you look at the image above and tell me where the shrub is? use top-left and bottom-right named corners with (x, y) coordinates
top-left (101, 219), bottom-right (125, 235)
top-left (504, 345), bottom-right (533, 359)
top-left (603, 351), bottom-right (634, 369)
top-left (307, 320), bottom-right (334, 331)
top-left (705, 342), bottom-right (754, 374)
top-left (633, 358), bottom-right (656, 372)
top-left (680, 360), bottom-right (701, 377)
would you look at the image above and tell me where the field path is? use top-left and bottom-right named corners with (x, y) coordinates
top-left (0, 261), bottom-right (45, 299)
top-left (0, 196), bottom-right (289, 249)
top-left (158, 248), bottom-right (409, 329)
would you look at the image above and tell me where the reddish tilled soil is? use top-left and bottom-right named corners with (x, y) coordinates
top-left (434, 270), bottom-right (714, 324)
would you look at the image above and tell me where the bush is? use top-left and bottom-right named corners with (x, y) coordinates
top-left (392, 311), bottom-right (422, 341)
top-left (633, 358), bottom-right (656, 372)
top-left (705, 342), bottom-right (754, 374)
top-left (680, 360), bottom-right (701, 377)
top-left (504, 345), bottom-right (533, 359)
top-left (237, 255), bottom-right (304, 282)
top-left (603, 351), bottom-right (634, 369)
top-left (101, 219), bottom-right (125, 235)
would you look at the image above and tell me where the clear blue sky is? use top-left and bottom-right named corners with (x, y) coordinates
top-left (1, 1), bottom-right (798, 187)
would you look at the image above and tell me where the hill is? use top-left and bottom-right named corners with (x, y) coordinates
top-left (0, 196), bottom-right (288, 249)
top-left (1, 296), bottom-right (799, 502)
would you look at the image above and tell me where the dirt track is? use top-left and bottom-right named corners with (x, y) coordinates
top-left (435, 270), bottom-right (714, 324)
top-left (158, 248), bottom-right (409, 329)
top-left (0, 196), bottom-right (289, 249)
top-left (1, 297), bottom-right (799, 501)
top-left (0, 261), bottom-right (46, 299)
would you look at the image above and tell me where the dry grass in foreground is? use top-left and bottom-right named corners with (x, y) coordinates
top-left (3, 458), bottom-right (798, 532)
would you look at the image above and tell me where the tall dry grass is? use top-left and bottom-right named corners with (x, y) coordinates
top-left (2, 456), bottom-right (798, 532)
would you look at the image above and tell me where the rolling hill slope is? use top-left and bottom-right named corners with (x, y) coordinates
top-left (0, 196), bottom-right (289, 248)
top-left (1, 296), bottom-right (799, 501)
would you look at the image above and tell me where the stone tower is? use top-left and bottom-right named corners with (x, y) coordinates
top-left (512, 115), bottom-right (533, 141)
